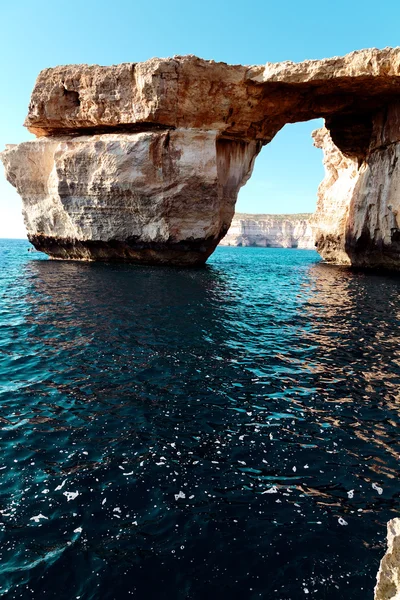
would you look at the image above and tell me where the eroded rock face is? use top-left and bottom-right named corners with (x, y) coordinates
top-left (313, 103), bottom-right (400, 268)
top-left (2, 48), bottom-right (400, 266)
top-left (312, 127), bottom-right (360, 265)
top-left (1, 131), bottom-right (259, 263)
top-left (23, 49), bottom-right (400, 146)
top-left (219, 214), bottom-right (315, 248)
top-left (375, 518), bottom-right (400, 600)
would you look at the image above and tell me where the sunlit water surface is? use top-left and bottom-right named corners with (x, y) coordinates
top-left (1, 240), bottom-right (400, 599)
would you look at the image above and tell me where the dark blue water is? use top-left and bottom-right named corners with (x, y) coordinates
top-left (1, 239), bottom-right (400, 599)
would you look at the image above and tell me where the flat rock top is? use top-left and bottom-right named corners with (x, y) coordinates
top-left (233, 213), bottom-right (312, 221)
top-left (260, 47), bottom-right (400, 82)
top-left (25, 48), bottom-right (400, 142)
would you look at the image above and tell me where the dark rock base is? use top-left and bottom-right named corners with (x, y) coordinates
top-left (29, 235), bottom-right (221, 266)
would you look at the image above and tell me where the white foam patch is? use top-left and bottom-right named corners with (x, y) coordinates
top-left (30, 514), bottom-right (48, 522)
top-left (262, 486), bottom-right (278, 494)
top-left (372, 483), bottom-right (383, 495)
top-left (55, 480), bottom-right (67, 491)
top-left (174, 491), bottom-right (186, 501)
top-left (63, 491), bottom-right (79, 502)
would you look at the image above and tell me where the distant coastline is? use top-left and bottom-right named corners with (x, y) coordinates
top-left (219, 213), bottom-right (315, 248)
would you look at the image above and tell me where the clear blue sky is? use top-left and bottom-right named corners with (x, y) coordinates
top-left (1, 0), bottom-right (399, 237)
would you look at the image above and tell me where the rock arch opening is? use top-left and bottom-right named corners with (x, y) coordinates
top-left (221, 119), bottom-right (324, 248)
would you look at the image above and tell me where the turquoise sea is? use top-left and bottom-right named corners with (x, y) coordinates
top-left (1, 239), bottom-right (400, 599)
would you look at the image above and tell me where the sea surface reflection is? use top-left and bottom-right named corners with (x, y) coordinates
top-left (1, 241), bottom-right (400, 599)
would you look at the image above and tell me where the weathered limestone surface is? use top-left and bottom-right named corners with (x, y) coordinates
top-left (219, 213), bottom-right (314, 248)
top-left (2, 48), bottom-right (400, 266)
top-left (2, 131), bottom-right (258, 263)
top-left (375, 518), bottom-right (400, 600)
top-left (312, 103), bottom-right (400, 268)
top-left (23, 48), bottom-right (400, 144)
top-left (311, 127), bottom-right (360, 265)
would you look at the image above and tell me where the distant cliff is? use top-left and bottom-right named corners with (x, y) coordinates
top-left (219, 213), bottom-right (315, 249)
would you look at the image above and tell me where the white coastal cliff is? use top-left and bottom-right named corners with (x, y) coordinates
top-left (219, 214), bottom-right (315, 248)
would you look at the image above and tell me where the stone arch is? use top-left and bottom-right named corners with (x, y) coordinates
top-left (2, 48), bottom-right (400, 268)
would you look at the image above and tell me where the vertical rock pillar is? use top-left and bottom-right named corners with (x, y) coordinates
top-left (313, 102), bottom-right (400, 269)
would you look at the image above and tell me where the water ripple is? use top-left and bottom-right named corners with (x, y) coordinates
top-left (0, 241), bottom-right (400, 599)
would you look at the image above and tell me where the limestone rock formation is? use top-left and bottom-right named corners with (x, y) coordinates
top-left (311, 127), bottom-right (360, 265)
top-left (312, 105), bottom-right (400, 268)
top-left (2, 131), bottom-right (258, 264)
top-left (375, 518), bottom-right (400, 600)
top-left (2, 48), bottom-right (400, 266)
top-left (219, 214), bottom-right (315, 248)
